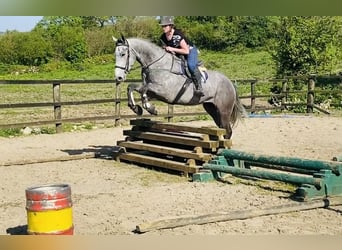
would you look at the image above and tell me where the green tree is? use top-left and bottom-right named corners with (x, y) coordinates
top-left (173, 16), bottom-right (278, 52)
top-left (0, 30), bottom-right (52, 66)
top-left (35, 16), bottom-right (83, 31)
top-left (272, 16), bottom-right (342, 76)
top-left (80, 16), bottom-right (112, 29)
top-left (175, 16), bottom-right (238, 51)
top-left (112, 16), bottom-right (159, 40)
top-left (35, 16), bottom-right (87, 63)
top-left (85, 26), bottom-right (115, 57)
top-left (53, 26), bottom-right (87, 63)
top-left (0, 31), bottom-right (18, 64)
top-left (235, 16), bottom-right (279, 49)
top-left (15, 31), bottom-right (53, 65)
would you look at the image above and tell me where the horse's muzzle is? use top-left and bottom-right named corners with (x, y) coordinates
top-left (114, 68), bottom-right (126, 82)
top-left (115, 76), bottom-right (125, 82)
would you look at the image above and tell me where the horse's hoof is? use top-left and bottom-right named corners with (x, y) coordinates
top-left (147, 107), bottom-right (158, 115)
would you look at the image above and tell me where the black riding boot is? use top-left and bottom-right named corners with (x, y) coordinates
top-left (192, 68), bottom-right (204, 97)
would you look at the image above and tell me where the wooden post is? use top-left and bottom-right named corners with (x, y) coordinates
top-left (167, 104), bottom-right (174, 123)
top-left (53, 82), bottom-right (62, 133)
top-left (281, 80), bottom-right (287, 110)
top-left (114, 82), bottom-right (121, 127)
top-left (307, 76), bottom-right (315, 113)
top-left (250, 80), bottom-right (256, 114)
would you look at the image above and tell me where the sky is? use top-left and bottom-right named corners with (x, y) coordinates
top-left (0, 16), bottom-right (43, 32)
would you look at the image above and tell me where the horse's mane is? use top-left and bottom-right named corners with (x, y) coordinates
top-left (127, 37), bottom-right (163, 52)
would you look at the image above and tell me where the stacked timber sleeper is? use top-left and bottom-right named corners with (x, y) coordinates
top-left (115, 119), bottom-right (232, 177)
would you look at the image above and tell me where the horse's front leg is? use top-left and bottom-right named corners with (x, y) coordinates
top-left (141, 85), bottom-right (158, 115)
top-left (127, 83), bottom-right (143, 116)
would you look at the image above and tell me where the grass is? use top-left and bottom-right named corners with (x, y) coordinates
top-left (200, 50), bottom-right (276, 79)
top-left (0, 128), bottom-right (22, 137)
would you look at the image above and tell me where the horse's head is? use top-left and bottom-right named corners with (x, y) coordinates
top-left (113, 35), bottom-right (136, 83)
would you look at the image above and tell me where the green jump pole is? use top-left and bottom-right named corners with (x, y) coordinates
top-left (203, 163), bottom-right (322, 188)
top-left (218, 149), bottom-right (342, 176)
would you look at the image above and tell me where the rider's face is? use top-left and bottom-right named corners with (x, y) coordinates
top-left (161, 25), bottom-right (172, 33)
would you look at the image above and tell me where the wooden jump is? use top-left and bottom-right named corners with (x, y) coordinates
top-left (115, 119), bottom-right (232, 177)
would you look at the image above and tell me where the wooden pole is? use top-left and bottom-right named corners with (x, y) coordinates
top-left (250, 80), bottom-right (256, 114)
top-left (114, 82), bottom-right (121, 127)
top-left (313, 104), bottom-right (331, 115)
top-left (53, 82), bottom-right (62, 133)
top-left (307, 76), bottom-right (315, 113)
top-left (167, 104), bottom-right (174, 123)
top-left (281, 80), bottom-right (287, 111)
top-left (135, 196), bottom-right (342, 233)
top-left (0, 152), bottom-right (96, 166)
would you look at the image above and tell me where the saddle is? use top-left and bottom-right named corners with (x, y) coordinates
top-left (179, 56), bottom-right (208, 83)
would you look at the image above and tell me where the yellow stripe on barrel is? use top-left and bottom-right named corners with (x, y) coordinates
top-left (25, 184), bottom-right (74, 235)
top-left (27, 207), bottom-right (73, 233)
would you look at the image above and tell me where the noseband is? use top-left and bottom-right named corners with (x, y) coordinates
top-left (115, 43), bottom-right (131, 74)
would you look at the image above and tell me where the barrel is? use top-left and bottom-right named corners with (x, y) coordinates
top-left (25, 184), bottom-right (74, 235)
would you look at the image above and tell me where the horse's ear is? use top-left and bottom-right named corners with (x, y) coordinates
top-left (121, 34), bottom-right (127, 44)
top-left (113, 36), bottom-right (124, 46)
top-left (114, 34), bottom-right (127, 46)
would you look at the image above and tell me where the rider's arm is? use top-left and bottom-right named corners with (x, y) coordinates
top-left (166, 39), bottom-right (189, 55)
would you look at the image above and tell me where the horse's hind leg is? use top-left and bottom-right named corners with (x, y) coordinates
top-left (203, 103), bottom-right (220, 127)
top-left (217, 108), bottom-right (232, 139)
top-left (222, 120), bottom-right (232, 139)
top-left (203, 103), bottom-right (232, 139)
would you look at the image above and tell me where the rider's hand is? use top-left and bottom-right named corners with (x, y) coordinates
top-left (165, 46), bottom-right (175, 54)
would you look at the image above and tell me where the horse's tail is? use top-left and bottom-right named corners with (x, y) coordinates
top-left (230, 86), bottom-right (248, 127)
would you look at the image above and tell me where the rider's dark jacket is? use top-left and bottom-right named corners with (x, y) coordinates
top-left (160, 29), bottom-right (193, 58)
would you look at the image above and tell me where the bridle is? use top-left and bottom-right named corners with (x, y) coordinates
top-left (114, 43), bottom-right (132, 74)
top-left (115, 39), bottom-right (167, 74)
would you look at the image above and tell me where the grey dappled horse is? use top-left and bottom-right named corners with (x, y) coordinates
top-left (113, 36), bottom-right (246, 139)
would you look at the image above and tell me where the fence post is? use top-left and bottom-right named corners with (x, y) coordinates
top-left (114, 82), bottom-right (121, 127)
top-left (167, 104), bottom-right (174, 122)
top-left (53, 82), bottom-right (62, 133)
top-left (250, 80), bottom-right (256, 114)
top-left (281, 79), bottom-right (288, 110)
top-left (307, 75), bottom-right (316, 113)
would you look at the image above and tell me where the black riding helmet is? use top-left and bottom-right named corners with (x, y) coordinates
top-left (159, 16), bottom-right (174, 26)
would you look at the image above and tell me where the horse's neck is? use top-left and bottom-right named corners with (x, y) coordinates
top-left (129, 39), bottom-right (169, 67)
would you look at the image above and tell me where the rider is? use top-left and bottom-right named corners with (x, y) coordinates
top-left (159, 16), bottom-right (204, 97)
